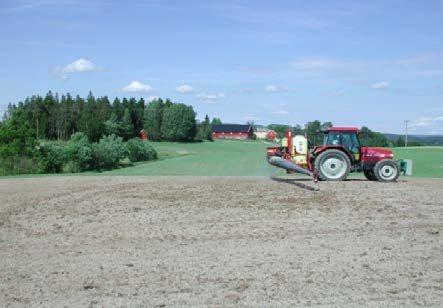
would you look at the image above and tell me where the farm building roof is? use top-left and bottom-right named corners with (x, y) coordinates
top-left (211, 124), bottom-right (253, 133)
top-left (255, 127), bottom-right (270, 133)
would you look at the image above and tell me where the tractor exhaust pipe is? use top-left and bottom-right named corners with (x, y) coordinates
top-left (267, 156), bottom-right (313, 177)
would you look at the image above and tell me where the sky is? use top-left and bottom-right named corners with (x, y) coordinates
top-left (1, 0), bottom-right (442, 135)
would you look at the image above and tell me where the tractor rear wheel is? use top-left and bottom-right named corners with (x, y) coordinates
top-left (314, 149), bottom-right (351, 181)
top-left (364, 169), bottom-right (377, 181)
top-left (374, 160), bottom-right (399, 182)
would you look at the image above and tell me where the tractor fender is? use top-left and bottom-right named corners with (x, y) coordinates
top-left (312, 145), bottom-right (354, 163)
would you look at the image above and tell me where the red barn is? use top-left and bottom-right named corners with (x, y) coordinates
top-left (139, 130), bottom-right (148, 140)
top-left (255, 127), bottom-right (278, 140)
top-left (265, 130), bottom-right (278, 140)
top-left (211, 124), bottom-right (254, 139)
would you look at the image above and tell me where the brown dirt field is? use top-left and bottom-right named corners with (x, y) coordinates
top-left (0, 176), bottom-right (442, 307)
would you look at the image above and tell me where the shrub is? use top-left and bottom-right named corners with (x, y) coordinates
top-left (126, 138), bottom-right (158, 162)
top-left (65, 132), bottom-right (92, 172)
top-left (145, 143), bottom-right (157, 160)
top-left (91, 134), bottom-right (128, 170)
top-left (35, 142), bottom-right (66, 173)
top-left (0, 109), bottom-right (37, 175)
top-left (0, 156), bottom-right (39, 176)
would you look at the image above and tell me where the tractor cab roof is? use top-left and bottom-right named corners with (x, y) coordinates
top-left (326, 127), bottom-right (360, 133)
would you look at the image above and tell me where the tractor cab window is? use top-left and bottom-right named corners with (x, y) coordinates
top-left (342, 132), bottom-right (360, 154)
top-left (325, 132), bottom-right (360, 152)
top-left (325, 132), bottom-right (341, 145)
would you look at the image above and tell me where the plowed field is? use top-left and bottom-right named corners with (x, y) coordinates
top-left (1, 176), bottom-right (442, 306)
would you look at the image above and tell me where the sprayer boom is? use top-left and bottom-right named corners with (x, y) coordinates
top-left (267, 156), bottom-right (313, 177)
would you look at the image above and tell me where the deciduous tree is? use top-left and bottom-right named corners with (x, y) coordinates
top-left (161, 103), bottom-right (196, 141)
top-left (143, 98), bottom-right (164, 141)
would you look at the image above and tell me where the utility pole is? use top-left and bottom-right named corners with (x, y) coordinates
top-left (405, 120), bottom-right (409, 148)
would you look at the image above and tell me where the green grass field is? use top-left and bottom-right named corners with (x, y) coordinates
top-left (103, 140), bottom-right (443, 178)
top-left (2, 140), bottom-right (441, 178)
top-left (104, 139), bottom-right (277, 176)
top-left (391, 147), bottom-right (443, 178)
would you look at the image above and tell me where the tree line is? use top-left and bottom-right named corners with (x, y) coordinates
top-left (1, 91), bottom-right (213, 143)
top-left (0, 91), bottom-right (216, 175)
top-left (0, 107), bottom-right (158, 175)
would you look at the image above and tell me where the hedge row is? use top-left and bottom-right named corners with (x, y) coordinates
top-left (33, 133), bottom-right (157, 174)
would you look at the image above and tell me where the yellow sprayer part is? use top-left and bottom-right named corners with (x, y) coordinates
top-left (281, 137), bottom-right (288, 147)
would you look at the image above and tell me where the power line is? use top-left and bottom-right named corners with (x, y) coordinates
top-left (404, 120), bottom-right (409, 148)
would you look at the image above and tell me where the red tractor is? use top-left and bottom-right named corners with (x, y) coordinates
top-left (266, 127), bottom-right (409, 182)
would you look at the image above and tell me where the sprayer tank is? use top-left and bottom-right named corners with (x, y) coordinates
top-left (292, 135), bottom-right (308, 165)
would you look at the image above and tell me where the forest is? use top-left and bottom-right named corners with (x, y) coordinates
top-left (1, 91), bottom-right (209, 143)
top-left (0, 91), bottom-right (212, 175)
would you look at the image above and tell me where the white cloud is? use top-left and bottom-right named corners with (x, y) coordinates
top-left (290, 57), bottom-right (367, 74)
top-left (243, 116), bottom-right (260, 122)
top-left (215, 4), bottom-right (358, 32)
top-left (290, 53), bottom-right (441, 76)
top-left (197, 93), bottom-right (217, 101)
top-left (273, 109), bottom-right (289, 115)
top-left (122, 81), bottom-right (153, 94)
top-left (55, 58), bottom-right (101, 79)
top-left (410, 116), bottom-right (443, 134)
top-left (62, 59), bottom-right (97, 73)
top-left (6, 0), bottom-right (105, 14)
top-left (196, 92), bottom-right (224, 103)
top-left (370, 81), bottom-right (389, 90)
top-left (265, 85), bottom-right (279, 92)
top-left (412, 116), bottom-right (443, 127)
top-left (291, 57), bottom-right (343, 70)
top-left (232, 89), bottom-right (253, 95)
top-left (176, 84), bottom-right (194, 94)
top-left (395, 53), bottom-right (437, 67)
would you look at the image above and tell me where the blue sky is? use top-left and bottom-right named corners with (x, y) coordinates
top-left (1, 0), bottom-right (442, 134)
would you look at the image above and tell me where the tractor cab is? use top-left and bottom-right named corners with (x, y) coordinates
top-left (320, 127), bottom-right (362, 162)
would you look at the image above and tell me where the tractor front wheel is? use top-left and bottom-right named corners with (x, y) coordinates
top-left (314, 149), bottom-right (351, 181)
top-left (374, 160), bottom-right (399, 182)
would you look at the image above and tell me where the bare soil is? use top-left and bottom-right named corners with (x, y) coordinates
top-left (1, 176), bottom-right (442, 307)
